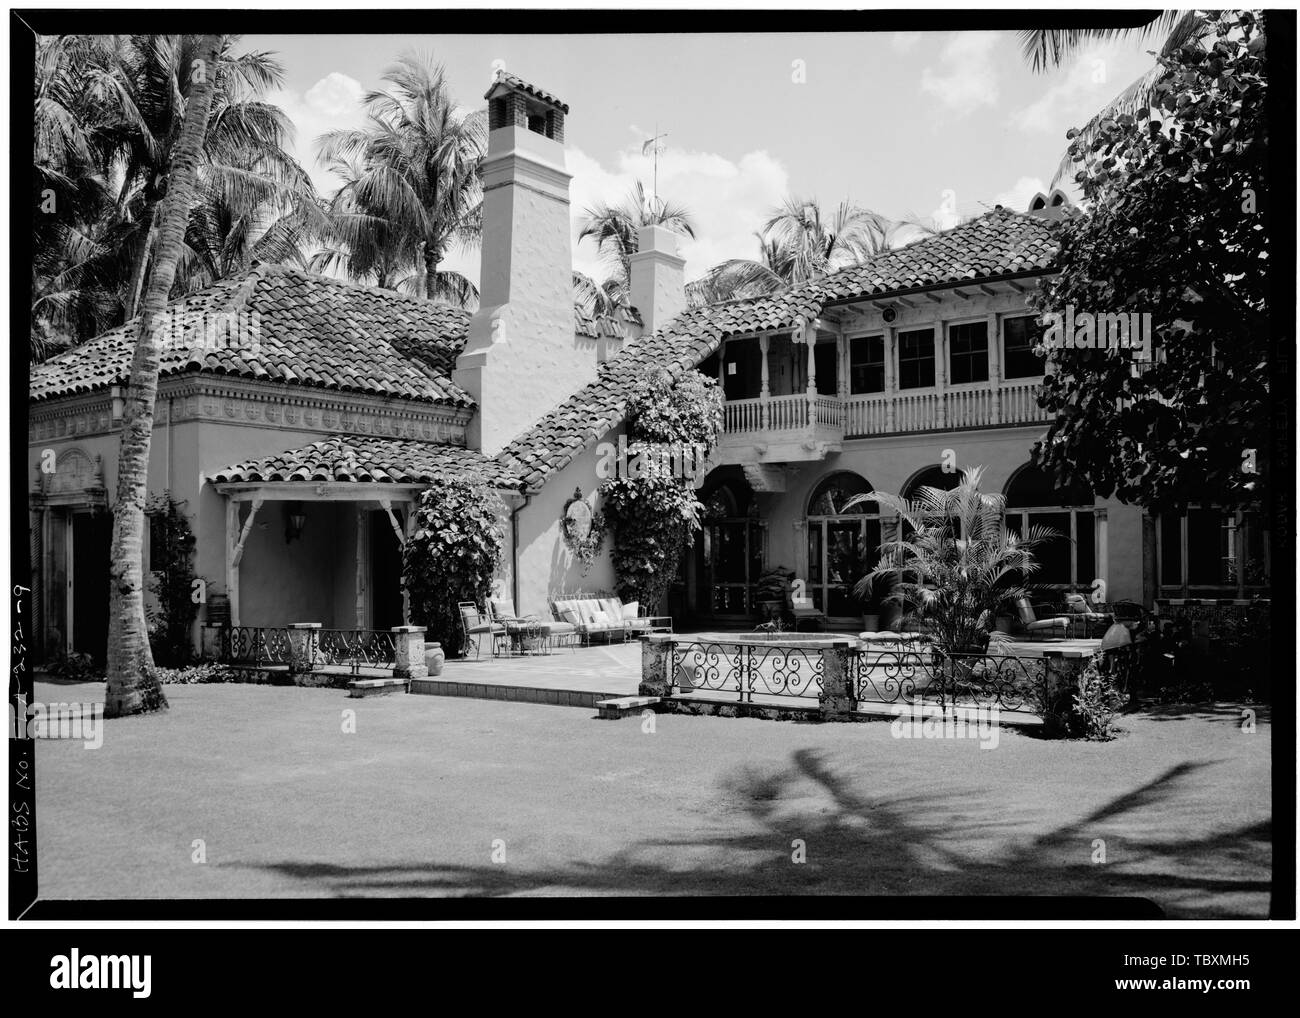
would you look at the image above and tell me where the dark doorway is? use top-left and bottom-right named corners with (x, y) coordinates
top-left (368, 509), bottom-right (405, 630)
top-left (71, 510), bottom-right (111, 661)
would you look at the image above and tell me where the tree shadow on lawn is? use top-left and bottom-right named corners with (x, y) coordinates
top-left (1130, 701), bottom-right (1271, 724)
top-left (229, 751), bottom-right (1270, 916)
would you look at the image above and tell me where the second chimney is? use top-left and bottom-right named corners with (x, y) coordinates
top-left (628, 224), bottom-right (686, 337)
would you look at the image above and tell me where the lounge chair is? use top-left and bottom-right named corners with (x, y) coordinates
top-left (1013, 597), bottom-right (1072, 641)
top-left (459, 602), bottom-right (505, 660)
top-left (1061, 592), bottom-right (1116, 638)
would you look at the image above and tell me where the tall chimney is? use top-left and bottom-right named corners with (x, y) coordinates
top-left (454, 71), bottom-right (589, 455)
top-left (628, 224), bottom-right (686, 337)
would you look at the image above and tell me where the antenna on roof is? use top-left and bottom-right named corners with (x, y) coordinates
top-left (642, 125), bottom-right (668, 216)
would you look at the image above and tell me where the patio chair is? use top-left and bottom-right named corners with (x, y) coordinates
top-left (488, 597), bottom-right (576, 655)
top-left (459, 602), bottom-right (505, 660)
top-left (791, 601), bottom-right (826, 632)
top-left (1062, 593), bottom-right (1116, 638)
top-left (1013, 597), bottom-right (1072, 641)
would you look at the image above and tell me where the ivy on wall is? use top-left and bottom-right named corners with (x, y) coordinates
top-left (403, 475), bottom-right (505, 658)
top-left (600, 368), bottom-right (723, 611)
top-left (145, 492), bottom-right (201, 666)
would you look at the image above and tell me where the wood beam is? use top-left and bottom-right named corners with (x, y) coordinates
top-left (378, 498), bottom-right (405, 547)
top-left (231, 498), bottom-right (263, 568)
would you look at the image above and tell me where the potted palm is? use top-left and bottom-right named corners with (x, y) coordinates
top-left (845, 466), bottom-right (1060, 702)
top-left (754, 566), bottom-right (794, 624)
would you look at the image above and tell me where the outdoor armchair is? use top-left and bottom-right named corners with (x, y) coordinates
top-left (1013, 597), bottom-right (1072, 641)
top-left (459, 602), bottom-right (506, 660)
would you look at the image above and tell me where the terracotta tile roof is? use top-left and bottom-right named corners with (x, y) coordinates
top-left (484, 70), bottom-right (569, 113)
top-left (29, 264), bottom-right (475, 406)
top-left (497, 208), bottom-right (1060, 491)
top-left (208, 436), bottom-right (522, 490)
top-left (818, 207), bottom-right (1059, 303)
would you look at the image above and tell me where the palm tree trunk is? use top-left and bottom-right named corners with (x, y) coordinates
top-left (124, 201), bottom-right (157, 319)
top-left (105, 34), bottom-right (222, 718)
top-left (424, 247), bottom-right (439, 301)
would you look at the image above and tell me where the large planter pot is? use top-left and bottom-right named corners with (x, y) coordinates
top-left (424, 642), bottom-right (445, 676)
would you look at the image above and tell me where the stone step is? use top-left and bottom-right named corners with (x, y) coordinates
top-left (347, 678), bottom-right (410, 698)
top-left (595, 696), bottom-right (661, 720)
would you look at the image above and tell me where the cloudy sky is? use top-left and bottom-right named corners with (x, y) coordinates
top-left (243, 29), bottom-right (1159, 289)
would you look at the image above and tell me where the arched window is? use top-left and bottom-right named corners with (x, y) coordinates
top-left (806, 472), bottom-right (880, 620)
top-left (1003, 465), bottom-right (1096, 589)
top-left (902, 465), bottom-right (961, 500)
top-left (697, 479), bottom-right (761, 616)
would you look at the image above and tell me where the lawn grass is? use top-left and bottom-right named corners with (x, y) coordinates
top-left (32, 680), bottom-right (1270, 915)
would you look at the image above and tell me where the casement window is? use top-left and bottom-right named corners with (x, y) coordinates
top-left (897, 328), bottom-right (935, 390)
top-left (1003, 315), bottom-right (1046, 379)
top-left (947, 321), bottom-right (989, 385)
top-left (1157, 507), bottom-right (1270, 596)
top-left (849, 334), bottom-right (885, 394)
top-left (1004, 466), bottom-right (1098, 589)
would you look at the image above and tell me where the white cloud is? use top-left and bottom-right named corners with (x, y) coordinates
top-left (264, 72), bottom-right (367, 197)
top-left (991, 175), bottom-right (1048, 215)
top-left (920, 32), bottom-right (1001, 114)
top-left (1009, 44), bottom-right (1131, 134)
top-left (567, 143), bottom-right (790, 284)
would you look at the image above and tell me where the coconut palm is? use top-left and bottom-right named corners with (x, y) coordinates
top-left (844, 466), bottom-right (1062, 660)
top-left (314, 54), bottom-right (485, 306)
top-left (575, 180), bottom-right (695, 310)
top-left (1019, 11), bottom-right (1236, 186)
top-left (106, 34), bottom-right (223, 718)
top-left (685, 198), bottom-right (906, 309)
top-left (31, 34), bottom-right (319, 346)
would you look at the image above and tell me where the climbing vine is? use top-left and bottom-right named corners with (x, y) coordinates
top-left (403, 475), bottom-right (506, 658)
top-left (145, 492), bottom-right (201, 666)
top-left (600, 368), bottom-right (723, 611)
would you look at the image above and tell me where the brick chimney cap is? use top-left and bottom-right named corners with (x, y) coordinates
top-left (484, 70), bottom-right (569, 114)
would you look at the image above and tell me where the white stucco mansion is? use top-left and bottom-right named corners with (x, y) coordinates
top-left (27, 71), bottom-right (1270, 660)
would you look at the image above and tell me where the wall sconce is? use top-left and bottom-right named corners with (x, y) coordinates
top-left (284, 502), bottom-right (307, 543)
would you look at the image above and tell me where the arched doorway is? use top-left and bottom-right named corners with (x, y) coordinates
top-left (806, 471), bottom-right (880, 623)
top-left (695, 477), bottom-right (764, 620)
top-left (1003, 464), bottom-right (1097, 590)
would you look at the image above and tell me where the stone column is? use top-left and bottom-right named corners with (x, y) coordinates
top-left (639, 634), bottom-right (672, 697)
top-left (288, 622), bottom-right (321, 677)
top-left (884, 324), bottom-right (897, 432)
top-left (759, 334), bottom-right (771, 431)
top-left (987, 310), bottom-right (1002, 425)
top-left (819, 641), bottom-right (856, 719)
top-left (391, 625), bottom-right (428, 679)
top-left (934, 323), bottom-right (947, 430)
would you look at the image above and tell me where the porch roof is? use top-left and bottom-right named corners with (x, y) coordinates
top-left (207, 436), bottom-right (522, 490)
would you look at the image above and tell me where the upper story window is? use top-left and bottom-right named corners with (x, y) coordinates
top-left (948, 321), bottom-right (989, 385)
top-left (897, 328), bottom-right (935, 390)
top-left (849, 335), bottom-right (885, 394)
top-left (1003, 315), bottom-right (1046, 379)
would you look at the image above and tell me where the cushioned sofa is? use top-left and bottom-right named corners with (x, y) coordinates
top-left (551, 595), bottom-right (668, 645)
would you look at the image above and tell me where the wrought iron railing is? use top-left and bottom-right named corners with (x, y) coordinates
top-left (219, 626), bottom-right (293, 667)
top-left (669, 638), bottom-right (827, 702)
top-left (315, 629), bottom-right (398, 675)
top-left (854, 647), bottom-right (1047, 714)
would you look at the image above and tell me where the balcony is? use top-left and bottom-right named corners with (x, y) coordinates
top-left (718, 378), bottom-right (1051, 465)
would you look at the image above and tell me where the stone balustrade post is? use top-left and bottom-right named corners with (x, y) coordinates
top-left (819, 641), bottom-right (857, 719)
top-left (640, 634), bottom-right (672, 697)
top-left (391, 625), bottom-right (428, 679)
top-left (287, 623), bottom-right (321, 676)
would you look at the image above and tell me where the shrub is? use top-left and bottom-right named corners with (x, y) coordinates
top-left (145, 492), bottom-right (202, 666)
top-left (49, 651), bottom-right (101, 682)
top-left (1070, 662), bottom-right (1129, 740)
top-left (155, 663), bottom-right (229, 685)
top-left (403, 476), bottom-right (505, 658)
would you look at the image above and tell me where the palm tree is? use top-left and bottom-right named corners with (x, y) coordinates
top-left (314, 54), bottom-right (485, 307)
top-left (844, 466), bottom-right (1061, 663)
top-left (685, 197), bottom-right (906, 308)
top-left (31, 35), bottom-right (319, 345)
top-left (575, 180), bottom-right (695, 311)
top-left (1019, 11), bottom-right (1234, 186)
top-left (106, 34), bottom-right (223, 718)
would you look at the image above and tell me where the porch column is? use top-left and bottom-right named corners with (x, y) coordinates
top-left (987, 310), bottom-right (1002, 426)
top-left (884, 324), bottom-right (896, 432)
top-left (792, 519), bottom-right (809, 588)
top-left (1095, 508), bottom-right (1109, 601)
top-left (226, 499), bottom-right (240, 627)
top-left (934, 322), bottom-right (947, 430)
top-left (759, 333), bottom-right (771, 430)
top-left (402, 503), bottom-right (417, 624)
top-left (354, 505), bottom-right (368, 629)
top-left (804, 320), bottom-right (817, 430)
